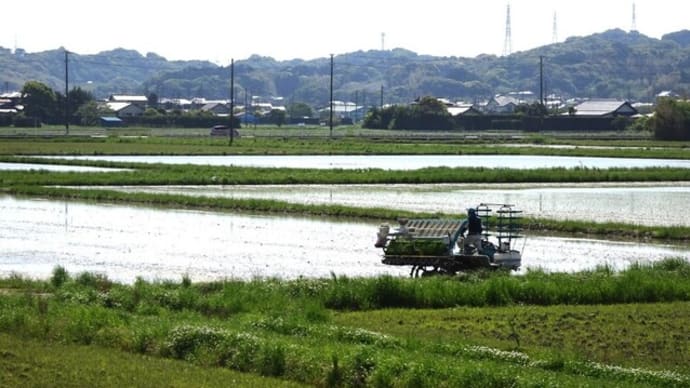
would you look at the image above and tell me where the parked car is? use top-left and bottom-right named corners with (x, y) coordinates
top-left (210, 125), bottom-right (240, 137)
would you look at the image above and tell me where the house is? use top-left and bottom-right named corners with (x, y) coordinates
top-left (483, 95), bottom-right (519, 113)
top-left (446, 104), bottom-right (482, 117)
top-left (0, 91), bottom-right (22, 102)
top-left (318, 101), bottom-right (365, 122)
top-left (200, 102), bottom-right (230, 116)
top-left (0, 92), bottom-right (22, 114)
top-left (656, 90), bottom-right (678, 99)
top-left (571, 99), bottom-right (638, 117)
top-left (106, 102), bottom-right (145, 118)
top-left (100, 116), bottom-right (124, 128)
top-left (483, 91), bottom-right (540, 114)
top-left (108, 95), bottom-right (148, 108)
top-left (0, 98), bottom-right (12, 109)
top-left (159, 98), bottom-right (193, 111)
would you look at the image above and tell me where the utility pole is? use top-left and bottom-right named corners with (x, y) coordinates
top-left (380, 85), bottom-right (384, 109)
top-left (64, 49), bottom-right (69, 135)
top-left (229, 58), bottom-right (234, 145)
top-left (244, 88), bottom-right (248, 126)
top-left (354, 90), bottom-right (359, 123)
top-left (539, 56), bottom-right (544, 107)
top-left (329, 54), bottom-right (334, 138)
top-left (362, 91), bottom-right (366, 119)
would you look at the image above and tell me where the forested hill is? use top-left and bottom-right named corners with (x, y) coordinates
top-left (3, 29), bottom-right (690, 105)
top-left (0, 47), bottom-right (216, 98)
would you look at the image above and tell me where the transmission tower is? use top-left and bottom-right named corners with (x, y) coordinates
top-left (503, 3), bottom-right (512, 56)
top-left (552, 11), bottom-right (558, 43)
top-left (381, 32), bottom-right (385, 51)
top-left (631, 2), bottom-right (637, 32)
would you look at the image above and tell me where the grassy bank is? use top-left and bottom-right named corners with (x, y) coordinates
top-left (1, 135), bottom-right (690, 159)
top-left (0, 333), bottom-right (303, 387)
top-left (4, 157), bottom-right (690, 186)
top-left (1, 261), bottom-right (689, 386)
top-left (5, 185), bottom-right (690, 242)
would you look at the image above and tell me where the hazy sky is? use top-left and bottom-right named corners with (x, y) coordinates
top-left (3, 0), bottom-right (688, 63)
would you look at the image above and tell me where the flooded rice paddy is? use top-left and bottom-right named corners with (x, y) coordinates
top-left (1, 196), bottom-right (688, 284)
top-left (102, 182), bottom-right (690, 227)
top-left (38, 154), bottom-right (690, 170)
top-left (0, 162), bottom-right (125, 172)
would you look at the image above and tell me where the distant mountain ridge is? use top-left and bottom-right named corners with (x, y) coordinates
top-left (2, 29), bottom-right (689, 106)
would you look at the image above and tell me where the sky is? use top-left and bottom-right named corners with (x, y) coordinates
top-left (3, 0), bottom-right (688, 64)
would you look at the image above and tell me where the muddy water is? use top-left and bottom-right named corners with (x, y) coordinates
top-left (1, 196), bottom-right (688, 284)
top-left (38, 154), bottom-right (690, 170)
top-left (105, 182), bottom-right (690, 227)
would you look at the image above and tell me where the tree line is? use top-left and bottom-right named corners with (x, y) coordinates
top-left (362, 96), bottom-right (690, 140)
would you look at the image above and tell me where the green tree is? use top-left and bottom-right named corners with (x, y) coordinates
top-left (515, 102), bottom-right (548, 117)
top-left (651, 98), bottom-right (690, 140)
top-left (363, 107), bottom-right (382, 128)
top-left (147, 92), bottom-right (159, 108)
top-left (414, 96), bottom-right (449, 115)
top-left (287, 102), bottom-right (313, 119)
top-left (268, 109), bottom-right (287, 127)
top-left (363, 100), bottom-right (454, 131)
top-left (21, 81), bottom-right (58, 123)
top-left (67, 87), bottom-right (94, 110)
top-left (143, 108), bottom-right (161, 117)
top-left (74, 101), bottom-right (114, 126)
top-left (65, 87), bottom-right (94, 124)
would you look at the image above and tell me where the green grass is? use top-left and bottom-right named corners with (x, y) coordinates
top-left (1, 134), bottom-right (690, 159)
top-left (5, 154), bottom-right (690, 187)
top-left (333, 302), bottom-right (690, 372)
top-left (0, 333), bottom-right (305, 387)
top-left (1, 260), bottom-right (689, 387)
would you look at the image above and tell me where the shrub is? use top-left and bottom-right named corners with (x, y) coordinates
top-left (75, 272), bottom-right (112, 292)
top-left (258, 343), bottom-right (286, 377)
top-left (651, 98), bottom-right (690, 140)
top-left (50, 265), bottom-right (69, 288)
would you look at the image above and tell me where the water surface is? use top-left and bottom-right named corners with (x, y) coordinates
top-left (0, 162), bottom-right (125, 172)
top-left (38, 154), bottom-right (690, 170)
top-left (103, 182), bottom-right (690, 227)
top-left (1, 196), bottom-right (687, 283)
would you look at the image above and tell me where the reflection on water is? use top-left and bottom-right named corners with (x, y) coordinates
top-left (0, 162), bottom-right (125, 172)
top-left (1, 196), bottom-right (688, 283)
top-left (0, 195), bottom-right (405, 283)
top-left (105, 182), bottom-right (690, 227)
top-left (38, 154), bottom-right (690, 170)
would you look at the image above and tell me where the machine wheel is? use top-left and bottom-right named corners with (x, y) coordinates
top-left (420, 266), bottom-right (441, 277)
top-left (410, 265), bottom-right (440, 277)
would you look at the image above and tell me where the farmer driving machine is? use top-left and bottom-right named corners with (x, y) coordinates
top-left (374, 203), bottom-right (522, 277)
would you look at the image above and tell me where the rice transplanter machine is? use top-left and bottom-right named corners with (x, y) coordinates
top-left (374, 203), bottom-right (523, 277)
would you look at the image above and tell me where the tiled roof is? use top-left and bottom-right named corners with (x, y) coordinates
top-left (573, 99), bottom-right (635, 116)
